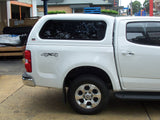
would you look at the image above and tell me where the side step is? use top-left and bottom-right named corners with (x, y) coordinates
top-left (115, 92), bottom-right (160, 100)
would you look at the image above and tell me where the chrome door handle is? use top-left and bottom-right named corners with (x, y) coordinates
top-left (122, 51), bottom-right (135, 56)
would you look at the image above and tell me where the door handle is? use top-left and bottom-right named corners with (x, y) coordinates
top-left (122, 51), bottom-right (135, 56)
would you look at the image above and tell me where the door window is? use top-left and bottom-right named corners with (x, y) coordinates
top-left (126, 22), bottom-right (160, 46)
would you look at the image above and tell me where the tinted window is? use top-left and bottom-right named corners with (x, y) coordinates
top-left (39, 20), bottom-right (106, 40)
top-left (127, 22), bottom-right (160, 46)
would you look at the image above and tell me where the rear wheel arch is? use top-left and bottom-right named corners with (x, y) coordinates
top-left (63, 66), bottom-right (113, 90)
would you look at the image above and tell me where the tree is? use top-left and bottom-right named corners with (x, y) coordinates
top-left (143, 0), bottom-right (149, 13)
top-left (132, 0), bottom-right (141, 14)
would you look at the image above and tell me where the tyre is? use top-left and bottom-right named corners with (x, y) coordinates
top-left (3, 26), bottom-right (32, 35)
top-left (68, 74), bottom-right (109, 114)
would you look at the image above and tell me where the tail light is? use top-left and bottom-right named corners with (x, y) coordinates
top-left (25, 50), bottom-right (32, 72)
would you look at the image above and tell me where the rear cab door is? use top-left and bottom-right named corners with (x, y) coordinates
top-left (115, 17), bottom-right (160, 91)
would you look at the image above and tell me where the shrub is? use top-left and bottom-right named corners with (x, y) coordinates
top-left (101, 9), bottom-right (118, 15)
top-left (48, 11), bottom-right (66, 14)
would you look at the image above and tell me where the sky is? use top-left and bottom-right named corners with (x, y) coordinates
top-left (120, 0), bottom-right (145, 7)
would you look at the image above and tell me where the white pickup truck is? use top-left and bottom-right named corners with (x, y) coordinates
top-left (22, 14), bottom-right (160, 114)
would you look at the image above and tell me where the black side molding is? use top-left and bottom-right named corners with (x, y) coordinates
top-left (115, 92), bottom-right (160, 100)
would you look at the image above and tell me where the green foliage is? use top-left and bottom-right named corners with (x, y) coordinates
top-left (48, 11), bottom-right (66, 14)
top-left (101, 9), bottom-right (118, 15)
top-left (132, 0), bottom-right (141, 14)
top-left (143, 0), bottom-right (149, 13)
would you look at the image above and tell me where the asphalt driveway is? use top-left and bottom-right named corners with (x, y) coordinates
top-left (0, 58), bottom-right (25, 75)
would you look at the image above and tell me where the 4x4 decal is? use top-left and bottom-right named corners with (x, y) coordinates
top-left (41, 53), bottom-right (58, 57)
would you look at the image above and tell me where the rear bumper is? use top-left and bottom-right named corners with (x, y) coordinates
top-left (22, 72), bottom-right (35, 87)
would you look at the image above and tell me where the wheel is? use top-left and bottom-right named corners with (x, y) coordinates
top-left (68, 74), bottom-right (109, 114)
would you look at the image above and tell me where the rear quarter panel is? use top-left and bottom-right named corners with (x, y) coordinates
top-left (26, 14), bottom-right (121, 90)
